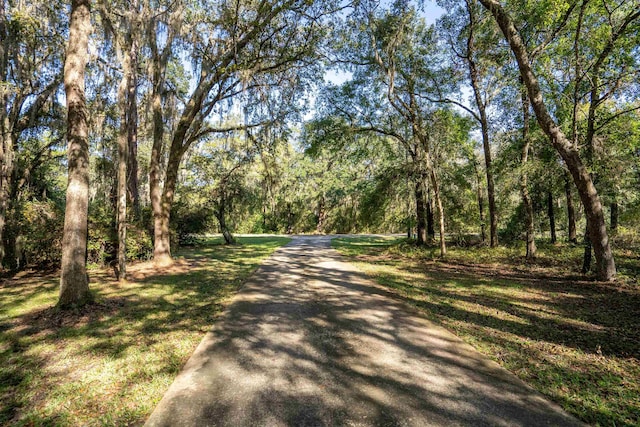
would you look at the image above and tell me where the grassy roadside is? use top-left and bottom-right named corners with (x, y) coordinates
top-left (333, 236), bottom-right (640, 427)
top-left (0, 236), bottom-right (290, 426)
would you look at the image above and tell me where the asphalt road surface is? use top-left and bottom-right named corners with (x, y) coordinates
top-left (145, 235), bottom-right (583, 427)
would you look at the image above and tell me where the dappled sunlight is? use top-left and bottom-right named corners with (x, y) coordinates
top-left (0, 236), bottom-right (289, 426)
top-left (146, 236), bottom-right (580, 427)
top-left (335, 237), bottom-right (640, 426)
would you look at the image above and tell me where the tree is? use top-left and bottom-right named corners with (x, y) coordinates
top-left (520, 86), bottom-right (536, 258)
top-left (59, 0), bottom-right (93, 307)
top-left (98, 0), bottom-right (144, 280)
top-left (477, 0), bottom-right (620, 280)
top-left (0, 0), bottom-right (64, 269)
top-left (365, 3), bottom-right (451, 255)
top-left (149, 0), bottom-right (329, 265)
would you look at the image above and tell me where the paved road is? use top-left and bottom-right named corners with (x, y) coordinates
top-left (145, 236), bottom-right (583, 427)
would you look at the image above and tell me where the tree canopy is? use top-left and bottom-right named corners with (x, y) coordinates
top-left (1, 0), bottom-right (638, 304)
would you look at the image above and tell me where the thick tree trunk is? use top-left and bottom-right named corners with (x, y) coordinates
top-left (564, 172), bottom-right (577, 243)
top-left (149, 86), bottom-right (169, 264)
top-left (415, 180), bottom-right (427, 245)
top-left (154, 141), bottom-right (184, 264)
top-left (148, 15), bottom-right (171, 266)
top-left (216, 203), bottom-right (235, 245)
top-left (520, 88), bottom-right (536, 259)
top-left (0, 131), bottom-right (13, 269)
top-left (479, 0), bottom-right (616, 281)
top-left (59, 0), bottom-right (92, 307)
top-left (430, 169), bottom-right (446, 257)
top-left (548, 191), bottom-right (557, 243)
top-left (0, 0), bottom-right (8, 268)
top-left (153, 68), bottom-right (211, 263)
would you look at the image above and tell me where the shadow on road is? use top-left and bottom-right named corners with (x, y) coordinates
top-left (146, 236), bottom-right (582, 427)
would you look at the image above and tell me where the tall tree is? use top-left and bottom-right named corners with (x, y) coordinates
top-left (99, 0), bottom-right (143, 280)
top-left (461, 0), bottom-right (499, 247)
top-left (366, 4), bottom-right (448, 254)
top-left (151, 0), bottom-right (328, 264)
top-left (59, 0), bottom-right (92, 306)
top-left (477, 0), bottom-right (619, 280)
top-left (146, 0), bottom-right (183, 265)
top-left (520, 87), bottom-right (536, 258)
top-left (0, 1), bottom-right (64, 269)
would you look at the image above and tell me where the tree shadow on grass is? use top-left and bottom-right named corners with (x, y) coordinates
top-left (147, 238), bottom-right (585, 426)
top-left (0, 236), bottom-right (286, 426)
top-left (338, 241), bottom-right (639, 426)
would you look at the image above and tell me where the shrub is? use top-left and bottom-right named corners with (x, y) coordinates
top-left (170, 201), bottom-right (214, 246)
top-left (20, 200), bottom-right (64, 268)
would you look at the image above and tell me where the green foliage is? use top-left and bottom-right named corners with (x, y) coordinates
top-left (170, 201), bottom-right (214, 246)
top-left (86, 203), bottom-right (153, 266)
top-left (125, 227), bottom-right (153, 261)
top-left (19, 200), bottom-right (64, 268)
top-left (87, 202), bottom-right (117, 266)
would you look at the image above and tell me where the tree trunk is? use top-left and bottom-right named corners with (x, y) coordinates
top-left (582, 223), bottom-right (592, 273)
top-left (520, 87), bottom-right (536, 259)
top-left (479, 107), bottom-right (497, 248)
top-left (564, 172), bottom-right (577, 243)
top-left (316, 195), bottom-right (326, 233)
top-left (0, 0), bottom-right (8, 268)
top-left (415, 180), bottom-right (427, 245)
top-left (479, 0), bottom-right (616, 281)
top-left (148, 14), bottom-right (171, 266)
top-left (467, 25), bottom-right (498, 248)
top-left (152, 68), bottom-right (212, 263)
top-left (0, 131), bottom-right (13, 269)
top-left (426, 184), bottom-right (435, 239)
top-left (116, 58), bottom-right (129, 281)
top-left (610, 200), bottom-right (618, 231)
top-left (149, 86), bottom-right (169, 264)
top-left (59, 0), bottom-right (92, 307)
top-left (286, 202), bottom-right (294, 234)
top-left (472, 154), bottom-right (486, 243)
top-left (548, 191), bottom-right (557, 243)
top-left (216, 202), bottom-right (235, 245)
top-left (154, 141), bottom-right (184, 264)
top-left (430, 168), bottom-right (446, 257)
top-left (126, 36), bottom-right (140, 218)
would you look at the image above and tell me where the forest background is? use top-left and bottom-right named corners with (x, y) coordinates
top-left (1, 0), bottom-right (639, 296)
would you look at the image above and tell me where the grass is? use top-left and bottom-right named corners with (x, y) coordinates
top-left (333, 236), bottom-right (640, 427)
top-left (0, 235), bottom-right (290, 426)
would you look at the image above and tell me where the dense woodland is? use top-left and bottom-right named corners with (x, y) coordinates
top-left (1, 0), bottom-right (639, 306)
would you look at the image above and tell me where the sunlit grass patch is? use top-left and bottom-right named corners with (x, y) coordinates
top-left (334, 236), bottom-right (640, 427)
top-left (0, 236), bottom-right (289, 426)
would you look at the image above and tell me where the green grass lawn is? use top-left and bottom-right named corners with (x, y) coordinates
top-left (333, 236), bottom-right (640, 427)
top-left (0, 235), bottom-right (290, 426)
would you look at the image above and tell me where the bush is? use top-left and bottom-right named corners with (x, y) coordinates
top-left (126, 226), bottom-right (153, 261)
top-left (170, 201), bottom-right (214, 246)
top-left (87, 202), bottom-right (117, 266)
top-left (20, 200), bottom-right (64, 268)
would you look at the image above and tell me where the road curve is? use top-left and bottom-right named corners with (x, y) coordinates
top-left (145, 235), bottom-right (583, 427)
